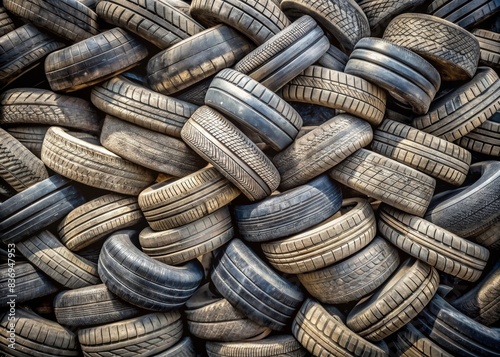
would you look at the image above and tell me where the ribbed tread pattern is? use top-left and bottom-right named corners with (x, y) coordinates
top-left (427, 0), bottom-right (500, 29)
top-left (473, 29), bottom-right (500, 68)
top-left (456, 111), bottom-right (500, 156)
top-left (393, 322), bottom-right (454, 357)
top-left (328, 149), bottom-right (436, 217)
top-left (383, 13), bottom-right (480, 81)
top-left (371, 119), bottom-right (471, 186)
top-left (181, 106), bottom-right (280, 202)
top-left (378, 205), bottom-right (490, 282)
top-left (41, 127), bottom-right (157, 195)
top-left (189, 0), bottom-right (290, 45)
top-left (261, 198), bottom-right (376, 274)
top-left (6, 126), bottom-right (51, 158)
top-left (0, 7), bottom-right (15, 37)
top-left (280, 65), bottom-right (387, 125)
top-left (206, 335), bottom-right (307, 357)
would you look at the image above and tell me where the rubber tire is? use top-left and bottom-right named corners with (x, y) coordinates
top-left (155, 336), bottom-right (196, 357)
top-left (279, 65), bottom-right (387, 126)
top-left (210, 238), bottom-right (304, 332)
top-left (392, 321), bottom-right (454, 357)
top-left (0, 7), bottom-right (15, 37)
top-left (316, 44), bottom-right (349, 71)
top-left (427, 0), bottom-right (500, 29)
top-left (379, 204), bottom-right (490, 282)
top-left (456, 110), bottom-right (500, 157)
top-left (181, 106), bottom-right (280, 202)
top-left (98, 230), bottom-right (204, 311)
top-left (473, 29), bottom-right (500, 69)
top-left (45, 27), bottom-right (149, 92)
top-left (206, 335), bottom-right (307, 357)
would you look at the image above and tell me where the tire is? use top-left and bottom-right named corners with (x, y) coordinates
top-left (0, 307), bottom-right (79, 356)
top-left (98, 230), bottom-right (204, 311)
top-left (189, 0), bottom-right (290, 45)
top-left (345, 37), bottom-right (441, 115)
top-left (413, 67), bottom-right (500, 142)
top-left (41, 127), bottom-right (157, 195)
top-left (0, 261), bottom-right (59, 305)
top-left (3, 0), bottom-right (99, 42)
top-left (297, 236), bottom-right (400, 305)
top-left (0, 88), bottom-right (102, 133)
top-left (90, 76), bottom-right (197, 138)
top-left (261, 197), bottom-right (376, 274)
top-left (0, 7), bottom-right (15, 37)
top-left (424, 161), bottom-right (500, 237)
top-left (473, 29), bottom-right (500, 68)
top-left (392, 321), bottom-right (454, 357)
top-left (0, 24), bottom-right (65, 89)
top-left (45, 27), bottom-right (149, 92)
top-left (378, 204), bottom-right (490, 282)
top-left (292, 298), bottom-right (388, 357)
top-left (206, 335), bottom-right (307, 357)
top-left (155, 337), bottom-right (196, 357)
top-left (147, 24), bottom-right (252, 95)
top-left (272, 114), bottom-right (373, 190)
top-left (232, 15), bottom-right (329, 91)
top-left (346, 258), bottom-right (439, 342)
top-left (413, 293), bottom-right (500, 357)
top-left (6, 126), bottom-right (50, 158)
top-left (96, 0), bottom-right (204, 49)
top-left (472, 221), bottom-right (500, 250)
top-left (316, 44), bottom-right (349, 71)
top-left (451, 260), bottom-right (500, 326)
top-left (0, 128), bottom-right (49, 192)
top-left (383, 13), bottom-right (481, 81)
top-left (138, 166), bottom-right (240, 231)
top-left (78, 311), bottom-right (183, 357)
top-left (17, 230), bottom-right (101, 289)
top-left (456, 111), bottom-right (500, 157)
top-left (427, 0), bottom-right (500, 29)
top-left (205, 68), bottom-right (303, 151)
top-left (181, 106), bottom-right (280, 202)
top-left (279, 65), bottom-right (387, 126)
top-left (210, 238), bottom-right (304, 331)
top-left (139, 206), bottom-right (234, 265)
top-left (328, 149), bottom-right (436, 217)
top-left (233, 174), bottom-right (342, 242)
top-left (371, 119), bottom-right (472, 186)
top-left (280, 0), bottom-right (369, 53)
top-left (0, 175), bottom-right (86, 244)
top-left (100, 115), bottom-right (206, 176)
top-left (58, 193), bottom-right (144, 251)
top-left (53, 283), bottom-right (142, 327)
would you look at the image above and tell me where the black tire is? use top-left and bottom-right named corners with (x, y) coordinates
top-left (427, 0), bottom-right (500, 29)
top-left (98, 230), bottom-right (204, 311)
top-left (100, 115), bottom-right (206, 176)
top-left (424, 161), bottom-right (500, 237)
top-left (147, 24), bottom-right (252, 95)
top-left (53, 283), bottom-right (142, 327)
top-left (233, 174), bottom-right (342, 242)
top-left (392, 321), bottom-right (454, 357)
top-left (0, 175), bottom-right (85, 244)
top-left (473, 29), bottom-right (500, 69)
top-left (233, 15), bottom-right (329, 91)
top-left (5, 126), bottom-right (50, 158)
top-left (3, 0), bottom-right (99, 42)
top-left (345, 37), bottom-right (441, 115)
top-left (383, 13), bottom-right (481, 81)
top-left (379, 204), bottom-right (490, 282)
top-left (472, 221), bottom-right (500, 250)
top-left (45, 27), bottom-right (149, 92)
top-left (181, 106), bottom-right (280, 202)
top-left (316, 44), bottom-right (349, 71)
top-left (210, 238), bottom-right (304, 332)
top-left (297, 236), bottom-right (400, 305)
top-left (206, 335), bottom-right (307, 357)
top-left (90, 76), bottom-right (197, 138)
top-left (96, 0), bottom-right (204, 49)
top-left (155, 336), bottom-right (196, 357)
top-left (189, 0), bottom-right (290, 45)
top-left (0, 7), bottom-right (15, 37)
top-left (456, 110), bottom-right (500, 157)
top-left (280, 0), bottom-right (370, 53)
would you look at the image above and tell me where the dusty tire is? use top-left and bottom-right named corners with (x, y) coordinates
top-left (427, 0), bottom-right (500, 29)
top-left (473, 29), bottom-right (500, 69)
top-left (3, 126), bottom-right (49, 159)
top-left (392, 321), bottom-right (454, 357)
top-left (456, 110), bottom-right (500, 157)
top-left (0, 7), bottom-right (15, 37)
top-left (316, 44), bottom-right (349, 71)
top-left (206, 335), bottom-right (307, 357)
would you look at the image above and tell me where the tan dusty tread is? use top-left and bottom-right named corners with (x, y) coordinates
top-left (378, 204), bottom-right (490, 282)
top-left (393, 322), bottom-right (454, 357)
top-left (0, 7), bottom-right (15, 37)
top-left (5, 126), bottom-right (52, 159)
top-left (206, 335), bottom-right (306, 357)
top-left (456, 111), bottom-right (500, 156)
top-left (473, 29), bottom-right (500, 68)
top-left (328, 149), bottom-right (436, 217)
top-left (279, 65), bottom-right (387, 126)
top-left (371, 119), bottom-right (472, 186)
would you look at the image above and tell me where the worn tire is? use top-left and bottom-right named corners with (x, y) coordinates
top-left (206, 335), bottom-right (307, 357)
top-left (456, 109), bottom-right (500, 157)
top-left (0, 7), bottom-right (15, 37)
top-left (473, 29), bottom-right (500, 69)
top-left (316, 44), bottom-right (349, 71)
top-left (427, 0), bottom-right (500, 29)
top-left (392, 321), bottom-right (454, 357)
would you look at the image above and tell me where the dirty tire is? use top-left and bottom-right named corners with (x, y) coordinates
top-left (4, 126), bottom-right (49, 159)
top-left (316, 44), bottom-right (349, 71)
top-left (210, 238), bottom-right (304, 331)
top-left (292, 298), bottom-right (388, 357)
top-left (424, 161), bottom-right (500, 237)
top-left (0, 7), bottom-right (15, 37)
top-left (473, 29), bottom-right (500, 68)
top-left (379, 204), bottom-right (490, 282)
top-left (181, 106), bottom-right (280, 202)
top-left (91, 76), bottom-right (197, 138)
top-left (156, 336), bottom-right (196, 357)
top-left (45, 27), bottom-right (149, 92)
top-left (98, 230), bottom-right (204, 311)
top-left (427, 0), bottom-right (500, 29)
top-left (472, 221), bottom-right (500, 250)
top-left (392, 321), bottom-right (454, 357)
top-left (206, 335), bottom-right (307, 357)
top-left (383, 13), bottom-right (481, 81)
top-left (328, 149), bottom-right (436, 217)
top-left (371, 119), bottom-right (472, 186)
top-left (41, 127), bottom-right (157, 195)
top-left (280, 65), bottom-right (387, 125)
top-left (261, 198), bottom-right (377, 274)
top-left (53, 283), bottom-right (142, 327)
top-left (189, 0), bottom-right (290, 45)
top-left (298, 236), bottom-right (400, 305)
top-left (456, 109), bottom-right (500, 157)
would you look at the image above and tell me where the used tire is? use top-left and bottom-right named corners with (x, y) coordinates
top-left (427, 0), bottom-right (500, 29)
top-left (473, 29), bottom-right (500, 69)
top-left (456, 110), bottom-right (500, 157)
top-left (206, 335), bottom-right (307, 357)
